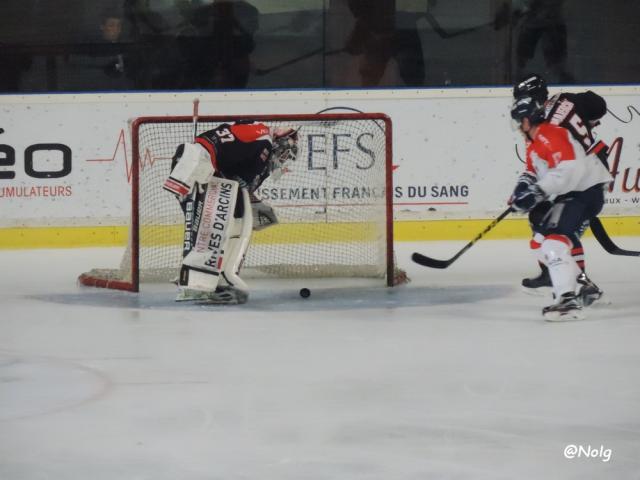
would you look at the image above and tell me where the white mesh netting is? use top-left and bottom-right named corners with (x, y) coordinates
top-left (80, 114), bottom-right (402, 290)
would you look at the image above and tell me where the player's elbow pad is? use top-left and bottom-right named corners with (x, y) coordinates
top-left (163, 143), bottom-right (215, 197)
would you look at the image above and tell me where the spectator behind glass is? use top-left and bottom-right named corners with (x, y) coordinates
top-left (344, 0), bottom-right (425, 87)
top-left (98, 8), bottom-right (127, 79)
top-left (123, 0), bottom-right (182, 89)
top-left (180, 0), bottom-right (259, 89)
top-left (62, 7), bottom-right (135, 91)
top-left (496, 0), bottom-right (574, 83)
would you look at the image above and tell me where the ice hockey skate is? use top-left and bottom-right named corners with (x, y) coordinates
top-left (576, 272), bottom-right (605, 307)
top-left (542, 292), bottom-right (585, 321)
top-left (176, 286), bottom-right (248, 305)
top-left (521, 264), bottom-right (552, 295)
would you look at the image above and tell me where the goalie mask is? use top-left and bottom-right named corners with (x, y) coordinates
top-left (269, 130), bottom-right (299, 177)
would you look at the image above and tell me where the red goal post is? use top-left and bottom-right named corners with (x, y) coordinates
top-left (78, 112), bottom-right (405, 291)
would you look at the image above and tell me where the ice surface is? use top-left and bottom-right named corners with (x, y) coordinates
top-left (1, 238), bottom-right (639, 479)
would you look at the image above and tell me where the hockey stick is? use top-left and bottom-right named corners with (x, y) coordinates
top-left (590, 216), bottom-right (640, 257)
top-left (255, 47), bottom-right (345, 76)
top-left (422, 11), bottom-right (496, 39)
top-left (412, 207), bottom-right (513, 269)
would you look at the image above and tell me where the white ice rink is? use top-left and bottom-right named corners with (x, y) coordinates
top-left (1, 238), bottom-right (640, 479)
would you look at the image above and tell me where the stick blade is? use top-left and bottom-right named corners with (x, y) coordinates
top-left (590, 218), bottom-right (640, 256)
top-left (411, 252), bottom-right (451, 269)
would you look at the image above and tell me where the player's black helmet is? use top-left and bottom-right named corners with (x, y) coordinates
top-left (513, 74), bottom-right (548, 103)
top-left (510, 96), bottom-right (546, 125)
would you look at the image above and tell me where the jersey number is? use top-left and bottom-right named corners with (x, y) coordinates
top-left (216, 128), bottom-right (235, 143)
top-left (568, 115), bottom-right (592, 148)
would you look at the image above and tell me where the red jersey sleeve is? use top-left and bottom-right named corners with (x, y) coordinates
top-left (531, 123), bottom-right (577, 169)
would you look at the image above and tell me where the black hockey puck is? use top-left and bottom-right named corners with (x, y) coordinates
top-left (299, 288), bottom-right (311, 298)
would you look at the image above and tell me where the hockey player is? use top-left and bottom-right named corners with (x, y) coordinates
top-left (509, 96), bottom-right (612, 320)
top-left (163, 120), bottom-right (298, 304)
top-left (511, 74), bottom-right (609, 305)
top-left (513, 74), bottom-right (609, 166)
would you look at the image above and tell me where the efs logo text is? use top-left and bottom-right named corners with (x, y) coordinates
top-left (306, 133), bottom-right (377, 170)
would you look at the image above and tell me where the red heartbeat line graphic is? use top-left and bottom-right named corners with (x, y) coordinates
top-left (88, 129), bottom-right (400, 183)
top-left (85, 129), bottom-right (170, 183)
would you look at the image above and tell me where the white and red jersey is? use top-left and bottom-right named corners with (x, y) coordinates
top-left (525, 122), bottom-right (612, 197)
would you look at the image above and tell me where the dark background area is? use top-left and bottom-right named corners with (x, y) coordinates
top-left (1, 0), bottom-right (638, 93)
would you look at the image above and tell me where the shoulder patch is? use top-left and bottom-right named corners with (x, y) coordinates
top-left (230, 123), bottom-right (271, 143)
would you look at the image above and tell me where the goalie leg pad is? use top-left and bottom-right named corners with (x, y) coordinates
top-left (177, 177), bottom-right (239, 297)
top-left (221, 188), bottom-right (253, 292)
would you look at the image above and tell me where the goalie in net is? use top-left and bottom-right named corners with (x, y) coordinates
top-left (162, 120), bottom-right (299, 304)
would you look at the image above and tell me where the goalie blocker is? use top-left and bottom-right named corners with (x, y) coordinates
top-left (174, 176), bottom-right (253, 305)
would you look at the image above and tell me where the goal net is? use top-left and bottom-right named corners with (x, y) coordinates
top-left (79, 112), bottom-right (404, 291)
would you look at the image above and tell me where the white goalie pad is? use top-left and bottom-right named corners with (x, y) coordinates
top-left (178, 179), bottom-right (253, 302)
top-left (163, 143), bottom-right (214, 198)
top-left (221, 188), bottom-right (253, 291)
top-left (179, 177), bottom-right (239, 292)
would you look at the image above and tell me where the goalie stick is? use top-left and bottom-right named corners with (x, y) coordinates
top-left (412, 207), bottom-right (513, 269)
top-left (590, 216), bottom-right (640, 257)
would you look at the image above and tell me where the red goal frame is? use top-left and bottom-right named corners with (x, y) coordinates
top-left (78, 112), bottom-right (396, 292)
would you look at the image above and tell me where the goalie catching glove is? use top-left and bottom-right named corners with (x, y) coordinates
top-left (250, 193), bottom-right (278, 231)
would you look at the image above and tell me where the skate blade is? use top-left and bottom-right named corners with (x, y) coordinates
top-left (543, 309), bottom-right (586, 322)
top-left (592, 294), bottom-right (611, 307)
top-left (582, 293), bottom-right (610, 308)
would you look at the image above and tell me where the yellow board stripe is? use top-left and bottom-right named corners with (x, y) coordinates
top-left (136, 222), bottom-right (382, 248)
top-left (0, 226), bottom-right (128, 249)
top-left (0, 217), bottom-right (638, 250)
top-left (395, 216), bottom-right (640, 241)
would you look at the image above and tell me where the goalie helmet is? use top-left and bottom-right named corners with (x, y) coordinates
top-left (269, 130), bottom-right (299, 173)
top-left (510, 96), bottom-right (546, 125)
top-left (513, 74), bottom-right (548, 103)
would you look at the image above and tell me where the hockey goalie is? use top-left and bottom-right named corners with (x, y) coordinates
top-left (162, 120), bottom-right (299, 304)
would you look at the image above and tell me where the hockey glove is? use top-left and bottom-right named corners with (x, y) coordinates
top-left (508, 172), bottom-right (537, 205)
top-left (512, 184), bottom-right (546, 212)
top-left (251, 198), bottom-right (279, 231)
